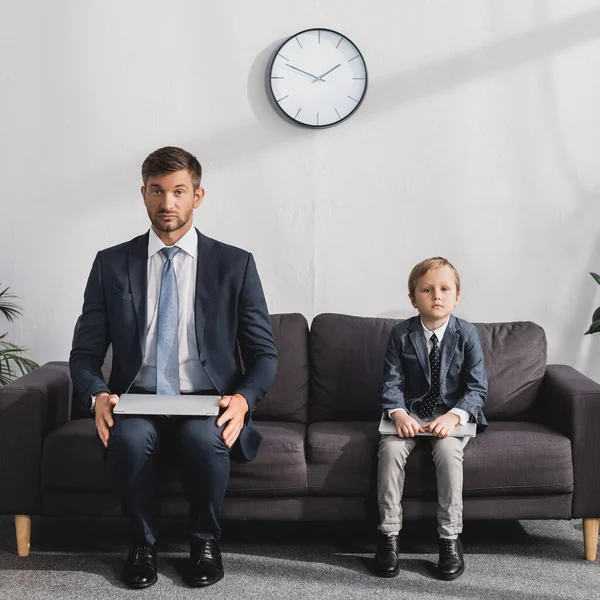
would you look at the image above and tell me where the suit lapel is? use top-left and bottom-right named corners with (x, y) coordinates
top-left (408, 318), bottom-right (430, 382)
top-left (128, 232), bottom-right (149, 352)
top-left (194, 229), bottom-right (216, 351)
top-left (440, 314), bottom-right (459, 382)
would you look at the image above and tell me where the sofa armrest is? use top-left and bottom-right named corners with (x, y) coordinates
top-left (0, 361), bottom-right (71, 514)
top-left (543, 364), bottom-right (600, 518)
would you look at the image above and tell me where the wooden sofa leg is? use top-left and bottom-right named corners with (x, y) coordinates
top-left (15, 515), bottom-right (31, 557)
top-left (583, 518), bottom-right (599, 561)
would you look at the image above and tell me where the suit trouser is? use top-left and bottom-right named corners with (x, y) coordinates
top-left (106, 414), bottom-right (229, 545)
top-left (377, 434), bottom-right (469, 538)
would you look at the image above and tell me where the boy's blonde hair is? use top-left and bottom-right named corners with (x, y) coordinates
top-left (408, 257), bottom-right (460, 298)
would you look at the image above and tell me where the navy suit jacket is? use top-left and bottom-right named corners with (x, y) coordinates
top-left (69, 229), bottom-right (278, 461)
top-left (380, 315), bottom-right (488, 428)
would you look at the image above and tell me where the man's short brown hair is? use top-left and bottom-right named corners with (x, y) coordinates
top-left (141, 146), bottom-right (202, 189)
top-left (408, 257), bottom-right (460, 298)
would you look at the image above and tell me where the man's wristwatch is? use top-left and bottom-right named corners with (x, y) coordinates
top-left (90, 392), bottom-right (109, 413)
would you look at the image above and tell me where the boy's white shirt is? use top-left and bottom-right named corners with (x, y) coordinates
top-left (388, 317), bottom-right (470, 425)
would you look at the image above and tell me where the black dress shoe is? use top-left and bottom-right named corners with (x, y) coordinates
top-left (121, 544), bottom-right (158, 589)
top-left (374, 532), bottom-right (400, 577)
top-left (190, 539), bottom-right (224, 587)
top-left (437, 537), bottom-right (465, 580)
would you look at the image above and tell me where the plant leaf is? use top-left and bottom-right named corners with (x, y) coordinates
top-left (591, 273), bottom-right (600, 286)
top-left (584, 319), bottom-right (600, 335)
top-left (593, 307), bottom-right (600, 324)
top-left (0, 285), bottom-right (22, 323)
top-left (0, 340), bottom-right (38, 386)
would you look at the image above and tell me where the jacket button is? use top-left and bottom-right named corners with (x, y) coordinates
top-left (201, 360), bottom-right (207, 367)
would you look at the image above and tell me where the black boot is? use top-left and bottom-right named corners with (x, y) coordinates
top-left (437, 536), bottom-right (465, 580)
top-left (374, 532), bottom-right (400, 577)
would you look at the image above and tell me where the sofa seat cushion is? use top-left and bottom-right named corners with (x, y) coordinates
top-left (307, 422), bottom-right (380, 495)
top-left (462, 422), bottom-right (573, 497)
top-left (403, 421), bottom-right (573, 497)
top-left (306, 421), bottom-right (573, 498)
top-left (42, 418), bottom-right (108, 492)
top-left (42, 419), bottom-right (308, 496)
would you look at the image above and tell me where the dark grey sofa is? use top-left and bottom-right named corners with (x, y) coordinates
top-left (1, 313), bottom-right (599, 560)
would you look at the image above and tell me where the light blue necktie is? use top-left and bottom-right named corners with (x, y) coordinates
top-left (156, 246), bottom-right (181, 395)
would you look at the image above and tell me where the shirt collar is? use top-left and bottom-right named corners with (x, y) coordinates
top-left (421, 317), bottom-right (449, 343)
top-left (148, 226), bottom-right (198, 259)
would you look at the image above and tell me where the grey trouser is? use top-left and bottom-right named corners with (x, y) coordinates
top-left (377, 432), bottom-right (469, 538)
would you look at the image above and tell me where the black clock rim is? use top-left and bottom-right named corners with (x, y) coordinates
top-left (268, 27), bottom-right (368, 129)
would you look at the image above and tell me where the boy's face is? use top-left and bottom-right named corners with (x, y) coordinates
top-left (409, 266), bottom-right (460, 325)
top-left (142, 169), bottom-right (204, 235)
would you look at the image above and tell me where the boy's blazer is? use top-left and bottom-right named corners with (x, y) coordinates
top-left (380, 315), bottom-right (487, 428)
top-left (69, 228), bottom-right (278, 461)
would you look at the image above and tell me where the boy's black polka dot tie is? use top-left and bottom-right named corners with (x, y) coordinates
top-left (417, 333), bottom-right (440, 419)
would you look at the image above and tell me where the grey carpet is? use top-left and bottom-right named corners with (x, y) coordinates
top-left (0, 515), bottom-right (597, 599)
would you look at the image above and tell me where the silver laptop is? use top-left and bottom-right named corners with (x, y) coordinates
top-left (378, 413), bottom-right (477, 437)
top-left (114, 394), bottom-right (221, 416)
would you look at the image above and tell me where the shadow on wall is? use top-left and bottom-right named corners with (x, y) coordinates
top-left (71, 5), bottom-right (600, 204)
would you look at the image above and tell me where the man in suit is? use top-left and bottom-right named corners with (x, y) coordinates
top-left (70, 146), bottom-right (278, 589)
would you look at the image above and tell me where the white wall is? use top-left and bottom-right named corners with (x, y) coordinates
top-left (2, 0), bottom-right (600, 382)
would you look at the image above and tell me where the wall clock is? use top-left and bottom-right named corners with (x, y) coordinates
top-left (269, 28), bottom-right (368, 128)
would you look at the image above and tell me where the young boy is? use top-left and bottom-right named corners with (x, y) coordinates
top-left (374, 257), bottom-right (487, 580)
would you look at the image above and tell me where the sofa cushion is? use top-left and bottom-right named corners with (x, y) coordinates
top-left (475, 322), bottom-right (546, 420)
top-left (306, 421), bottom-right (572, 497)
top-left (307, 422), bottom-right (380, 495)
top-left (310, 313), bottom-right (397, 422)
top-left (253, 313), bottom-right (310, 423)
top-left (405, 422), bottom-right (573, 497)
top-left (41, 419), bottom-right (308, 497)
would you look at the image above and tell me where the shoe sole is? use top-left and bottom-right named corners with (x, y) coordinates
top-left (122, 574), bottom-right (158, 589)
top-left (373, 561), bottom-right (400, 578)
top-left (190, 571), bottom-right (225, 588)
top-left (437, 565), bottom-right (464, 581)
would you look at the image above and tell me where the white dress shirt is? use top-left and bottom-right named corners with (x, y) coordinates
top-left (389, 318), bottom-right (470, 425)
top-left (133, 227), bottom-right (206, 393)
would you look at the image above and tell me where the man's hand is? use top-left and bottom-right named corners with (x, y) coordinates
top-left (391, 410), bottom-right (424, 438)
top-left (217, 394), bottom-right (249, 448)
top-left (423, 412), bottom-right (460, 438)
top-left (94, 393), bottom-right (119, 448)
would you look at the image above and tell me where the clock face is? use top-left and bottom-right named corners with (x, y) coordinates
top-left (269, 28), bottom-right (368, 128)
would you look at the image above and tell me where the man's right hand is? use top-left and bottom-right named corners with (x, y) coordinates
top-left (94, 393), bottom-right (119, 448)
top-left (391, 410), bottom-right (424, 438)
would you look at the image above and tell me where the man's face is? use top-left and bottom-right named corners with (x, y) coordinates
top-left (142, 169), bottom-right (204, 234)
top-left (409, 266), bottom-right (460, 324)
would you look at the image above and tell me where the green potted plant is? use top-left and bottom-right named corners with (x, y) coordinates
top-left (585, 272), bottom-right (600, 335)
top-left (0, 284), bottom-right (39, 385)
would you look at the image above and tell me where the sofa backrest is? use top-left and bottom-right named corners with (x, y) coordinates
top-left (253, 313), bottom-right (310, 423)
top-left (96, 313), bottom-right (310, 424)
top-left (310, 313), bottom-right (397, 422)
top-left (474, 321), bottom-right (546, 420)
top-left (308, 313), bottom-right (547, 422)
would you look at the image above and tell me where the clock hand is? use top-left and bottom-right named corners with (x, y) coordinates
top-left (286, 64), bottom-right (325, 82)
top-left (311, 63), bottom-right (342, 83)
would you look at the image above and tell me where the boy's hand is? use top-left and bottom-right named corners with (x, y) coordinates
top-left (391, 410), bottom-right (424, 438)
top-left (424, 412), bottom-right (460, 438)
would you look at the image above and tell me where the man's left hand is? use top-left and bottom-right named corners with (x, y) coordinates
top-left (217, 394), bottom-right (249, 448)
top-left (424, 412), bottom-right (460, 438)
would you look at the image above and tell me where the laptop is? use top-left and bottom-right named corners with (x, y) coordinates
top-left (114, 394), bottom-right (221, 416)
top-left (378, 413), bottom-right (477, 437)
